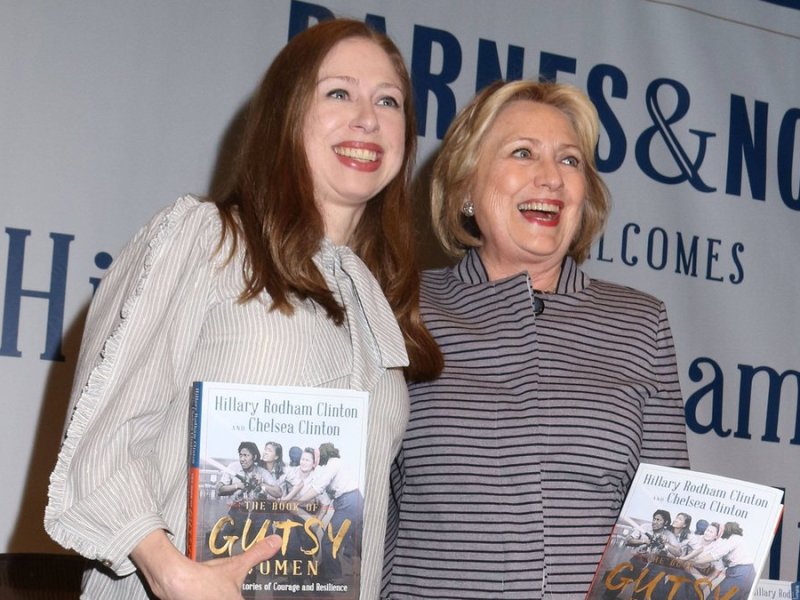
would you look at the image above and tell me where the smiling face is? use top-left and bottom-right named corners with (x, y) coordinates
top-left (703, 524), bottom-right (719, 542)
top-left (262, 443), bottom-right (276, 464)
top-left (471, 100), bottom-right (586, 285)
top-left (303, 36), bottom-right (406, 244)
top-left (299, 451), bottom-right (315, 474)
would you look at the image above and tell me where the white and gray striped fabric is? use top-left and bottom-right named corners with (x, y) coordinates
top-left (45, 196), bottom-right (410, 600)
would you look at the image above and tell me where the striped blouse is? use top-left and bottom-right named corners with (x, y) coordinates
top-left (45, 196), bottom-right (410, 600)
top-left (383, 249), bottom-right (689, 599)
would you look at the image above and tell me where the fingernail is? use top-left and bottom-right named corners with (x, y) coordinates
top-left (264, 534), bottom-right (282, 553)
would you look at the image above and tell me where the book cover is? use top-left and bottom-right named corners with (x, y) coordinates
top-left (586, 463), bottom-right (784, 600)
top-left (187, 381), bottom-right (369, 599)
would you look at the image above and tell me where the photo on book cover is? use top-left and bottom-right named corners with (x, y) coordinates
top-left (187, 381), bottom-right (369, 599)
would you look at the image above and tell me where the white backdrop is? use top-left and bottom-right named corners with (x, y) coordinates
top-left (2, 0), bottom-right (798, 583)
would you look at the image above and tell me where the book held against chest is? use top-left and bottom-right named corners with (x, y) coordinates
top-left (187, 381), bottom-right (369, 599)
top-left (586, 462), bottom-right (784, 600)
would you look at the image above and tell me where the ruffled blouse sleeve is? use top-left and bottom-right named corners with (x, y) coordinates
top-left (44, 196), bottom-right (222, 574)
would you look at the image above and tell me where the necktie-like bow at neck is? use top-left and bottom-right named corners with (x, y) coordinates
top-left (315, 241), bottom-right (409, 390)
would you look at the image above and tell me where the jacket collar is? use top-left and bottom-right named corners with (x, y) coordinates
top-left (452, 248), bottom-right (590, 295)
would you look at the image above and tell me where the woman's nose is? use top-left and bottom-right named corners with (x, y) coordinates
top-left (534, 157), bottom-right (564, 190)
top-left (350, 99), bottom-right (379, 133)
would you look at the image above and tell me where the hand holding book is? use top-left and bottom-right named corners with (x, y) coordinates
top-left (187, 381), bottom-right (370, 598)
top-left (133, 529), bottom-right (282, 600)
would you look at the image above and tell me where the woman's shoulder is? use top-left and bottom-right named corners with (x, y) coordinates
top-left (418, 254), bottom-right (483, 293)
top-left (418, 264), bottom-right (475, 307)
top-left (143, 194), bottom-right (222, 245)
top-left (420, 264), bottom-right (453, 287)
top-left (92, 195), bottom-right (229, 319)
top-left (118, 195), bottom-right (228, 271)
top-left (584, 275), bottom-right (667, 312)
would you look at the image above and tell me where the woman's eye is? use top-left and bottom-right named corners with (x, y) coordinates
top-left (561, 156), bottom-right (581, 167)
top-left (377, 96), bottom-right (401, 108)
top-left (327, 89), bottom-right (349, 100)
top-left (512, 148), bottom-right (532, 158)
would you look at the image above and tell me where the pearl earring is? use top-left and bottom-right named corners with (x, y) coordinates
top-left (461, 200), bottom-right (475, 217)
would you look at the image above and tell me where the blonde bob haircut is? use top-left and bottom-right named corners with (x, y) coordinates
top-left (431, 79), bottom-right (610, 264)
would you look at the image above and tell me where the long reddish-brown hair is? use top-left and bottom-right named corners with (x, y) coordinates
top-left (215, 19), bottom-right (442, 381)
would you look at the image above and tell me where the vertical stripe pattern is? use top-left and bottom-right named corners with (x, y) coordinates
top-left (45, 196), bottom-right (409, 600)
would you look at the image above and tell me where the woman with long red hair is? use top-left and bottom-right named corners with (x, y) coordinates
top-left (45, 19), bottom-right (441, 600)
